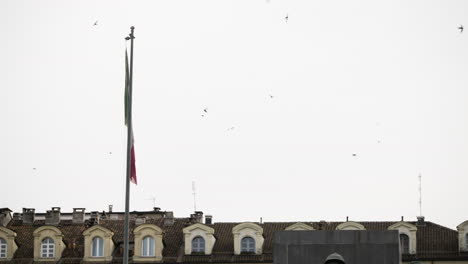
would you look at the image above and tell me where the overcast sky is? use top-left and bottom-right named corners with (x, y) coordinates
top-left (2, 0), bottom-right (468, 229)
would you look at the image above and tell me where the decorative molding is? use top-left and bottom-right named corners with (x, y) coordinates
top-left (285, 223), bottom-right (314, 231)
top-left (336, 221), bottom-right (366, 231)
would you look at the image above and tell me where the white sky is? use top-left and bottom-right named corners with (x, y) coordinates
top-left (2, 0), bottom-right (468, 229)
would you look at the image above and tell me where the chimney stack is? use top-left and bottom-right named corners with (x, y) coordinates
top-left (0, 208), bottom-right (12, 227)
top-left (108, 205), bottom-right (113, 213)
top-left (416, 216), bottom-right (425, 226)
top-left (72, 208), bottom-right (85, 224)
top-left (22, 208), bottom-right (35, 224)
top-left (45, 207), bottom-right (61, 225)
top-left (205, 215), bottom-right (213, 225)
top-left (164, 211), bottom-right (174, 226)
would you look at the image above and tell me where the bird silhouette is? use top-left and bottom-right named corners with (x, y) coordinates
top-left (352, 154), bottom-right (357, 157)
top-left (93, 20), bottom-right (98, 26)
top-left (285, 14), bottom-right (289, 23)
top-left (33, 168), bottom-right (36, 170)
top-left (203, 108), bottom-right (208, 113)
top-left (459, 25), bottom-right (464, 33)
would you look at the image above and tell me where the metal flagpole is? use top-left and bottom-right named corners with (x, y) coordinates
top-left (124, 26), bottom-right (135, 264)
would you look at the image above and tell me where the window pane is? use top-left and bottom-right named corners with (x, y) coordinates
top-left (98, 238), bottom-right (104, 257)
top-left (143, 237), bottom-right (148, 256)
top-left (149, 237), bottom-right (155, 256)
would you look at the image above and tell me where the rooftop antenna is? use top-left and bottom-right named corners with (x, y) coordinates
top-left (192, 181), bottom-right (197, 212)
top-left (146, 197), bottom-right (156, 208)
top-left (418, 173), bottom-right (422, 216)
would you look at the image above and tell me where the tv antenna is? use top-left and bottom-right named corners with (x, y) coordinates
top-left (192, 181), bottom-right (197, 211)
top-left (418, 173), bottom-right (422, 216)
top-left (146, 197), bottom-right (156, 208)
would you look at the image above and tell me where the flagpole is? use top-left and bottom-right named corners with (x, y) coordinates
top-left (124, 26), bottom-right (135, 264)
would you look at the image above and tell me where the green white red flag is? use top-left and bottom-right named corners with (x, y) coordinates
top-left (125, 49), bottom-right (137, 185)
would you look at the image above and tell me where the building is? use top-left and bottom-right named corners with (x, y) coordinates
top-left (0, 207), bottom-right (468, 263)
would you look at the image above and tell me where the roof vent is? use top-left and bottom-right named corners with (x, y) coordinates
top-left (72, 208), bottom-right (85, 224)
top-left (45, 207), bottom-right (61, 225)
top-left (22, 208), bottom-right (35, 224)
top-left (205, 215), bottom-right (213, 225)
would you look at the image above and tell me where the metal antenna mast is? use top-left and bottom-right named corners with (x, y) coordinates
top-left (192, 181), bottom-right (197, 211)
top-left (418, 173), bottom-right (422, 216)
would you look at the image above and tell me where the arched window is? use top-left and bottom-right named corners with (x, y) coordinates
top-left (400, 234), bottom-right (410, 254)
top-left (92, 237), bottom-right (104, 257)
top-left (142, 236), bottom-right (155, 257)
top-left (41, 238), bottom-right (55, 258)
top-left (0, 238), bottom-right (6, 258)
top-left (241, 236), bottom-right (255, 253)
top-left (192, 236), bottom-right (205, 253)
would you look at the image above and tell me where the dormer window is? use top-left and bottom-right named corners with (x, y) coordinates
top-left (83, 225), bottom-right (114, 261)
top-left (192, 236), bottom-right (205, 253)
top-left (388, 222), bottom-right (417, 255)
top-left (183, 223), bottom-right (216, 255)
top-left (232, 223), bottom-right (264, 255)
top-left (92, 237), bottom-right (104, 257)
top-left (33, 226), bottom-right (65, 261)
top-left (0, 227), bottom-right (18, 261)
top-left (142, 236), bottom-right (155, 257)
top-left (400, 234), bottom-right (410, 254)
top-left (336, 221), bottom-right (366, 230)
top-left (41, 238), bottom-right (55, 258)
top-left (0, 238), bottom-right (6, 258)
top-left (241, 236), bottom-right (255, 253)
top-left (133, 224), bottom-right (164, 262)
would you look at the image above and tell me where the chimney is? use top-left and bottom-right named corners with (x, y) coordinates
top-left (318, 220), bottom-right (326, 230)
top-left (86, 211), bottom-right (100, 227)
top-left (0, 208), bottom-right (12, 227)
top-left (346, 216), bottom-right (349, 222)
top-left (45, 207), bottom-right (61, 225)
top-left (416, 216), bottom-right (425, 226)
top-left (22, 208), bottom-right (35, 224)
top-left (108, 205), bottom-right (113, 213)
top-left (192, 211), bottom-right (203, 223)
top-left (135, 216), bottom-right (146, 225)
top-left (164, 211), bottom-right (174, 226)
top-left (13, 213), bottom-right (21, 221)
top-left (153, 207), bottom-right (161, 212)
top-left (205, 215), bottom-right (213, 225)
top-left (72, 208), bottom-right (85, 224)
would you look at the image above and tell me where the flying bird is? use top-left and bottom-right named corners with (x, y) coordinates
top-left (33, 168), bottom-right (36, 170)
top-left (352, 153), bottom-right (357, 157)
top-left (459, 24), bottom-right (464, 33)
top-left (227, 126), bottom-right (235, 131)
top-left (203, 108), bottom-right (208, 113)
top-left (285, 14), bottom-right (289, 23)
top-left (269, 94), bottom-right (274, 99)
top-left (93, 20), bottom-right (98, 26)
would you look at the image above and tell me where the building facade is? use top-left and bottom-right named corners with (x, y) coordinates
top-left (0, 207), bottom-right (468, 264)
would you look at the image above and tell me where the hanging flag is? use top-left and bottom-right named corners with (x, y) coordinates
top-left (125, 49), bottom-right (137, 185)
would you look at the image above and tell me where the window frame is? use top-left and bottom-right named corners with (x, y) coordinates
top-left (41, 237), bottom-right (55, 258)
top-left (241, 236), bottom-right (255, 253)
top-left (0, 238), bottom-right (6, 258)
top-left (92, 236), bottom-right (104, 257)
top-left (191, 236), bottom-right (205, 253)
top-left (400, 234), bottom-right (410, 254)
top-left (142, 236), bottom-right (155, 257)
